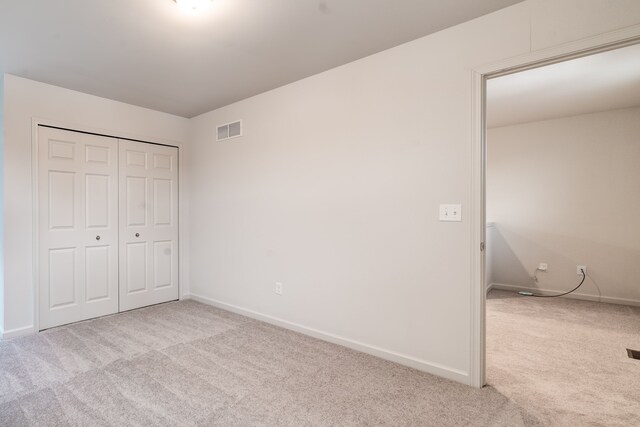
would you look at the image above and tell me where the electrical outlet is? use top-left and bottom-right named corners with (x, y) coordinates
top-left (275, 282), bottom-right (283, 295)
top-left (577, 265), bottom-right (587, 275)
top-left (538, 263), bottom-right (548, 271)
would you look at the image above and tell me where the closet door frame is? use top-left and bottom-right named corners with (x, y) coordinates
top-left (31, 118), bottom-right (186, 332)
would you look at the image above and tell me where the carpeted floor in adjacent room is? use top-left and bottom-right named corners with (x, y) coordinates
top-left (486, 289), bottom-right (640, 427)
top-left (1, 293), bottom-right (639, 426)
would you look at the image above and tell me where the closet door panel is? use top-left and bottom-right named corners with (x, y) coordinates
top-left (119, 140), bottom-right (179, 311)
top-left (153, 240), bottom-right (173, 289)
top-left (38, 127), bottom-right (119, 330)
top-left (48, 171), bottom-right (76, 229)
top-left (126, 242), bottom-right (148, 293)
top-left (85, 174), bottom-right (110, 228)
top-left (153, 179), bottom-right (173, 226)
top-left (126, 176), bottom-right (148, 226)
top-left (48, 248), bottom-right (77, 309)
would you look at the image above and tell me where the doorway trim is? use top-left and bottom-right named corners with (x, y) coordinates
top-left (469, 24), bottom-right (640, 388)
top-left (31, 118), bottom-right (187, 333)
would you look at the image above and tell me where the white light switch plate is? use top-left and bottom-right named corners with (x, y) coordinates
top-left (439, 204), bottom-right (462, 222)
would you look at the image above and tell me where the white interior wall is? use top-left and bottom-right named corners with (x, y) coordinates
top-left (487, 106), bottom-right (640, 305)
top-left (187, 0), bottom-right (640, 384)
top-left (0, 73), bottom-right (4, 333)
top-left (2, 74), bottom-right (190, 337)
top-left (1, 0), bottom-right (639, 385)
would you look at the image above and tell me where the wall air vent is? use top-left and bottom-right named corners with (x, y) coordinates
top-left (217, 120), bottom-right (242, 141)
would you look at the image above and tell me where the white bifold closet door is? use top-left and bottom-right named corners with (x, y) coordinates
top-left (39, 128), bottom-right (179, 330)
top-left (38, 127), bottom-right (119, 330)
top-left (119, 140), bottom-right (179, 311)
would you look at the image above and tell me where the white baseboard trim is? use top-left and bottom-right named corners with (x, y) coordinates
top-left (489, 283), bottom-right (640, 307)
top-left (486, 283), bottom-right (494, 293)
top-left (1, 325), bottom-right (36, 340)
top-left (186, 293), bottom-right (470, 385)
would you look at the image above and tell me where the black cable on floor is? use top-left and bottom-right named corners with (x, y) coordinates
top-left (519, 268), bottom-right (586, 298)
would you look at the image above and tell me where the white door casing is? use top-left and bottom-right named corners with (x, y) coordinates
top-left (119, 140), bottom-right (179, 311)
top-left (470, 30), bottom-right (640, 388)
top-left (38, 127), bottom-right (119, 330)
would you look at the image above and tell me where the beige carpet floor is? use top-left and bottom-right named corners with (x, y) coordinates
top-left (487, 290), bottom-right (640, 426)
top-left (0, 294), bottom-right (637, 426)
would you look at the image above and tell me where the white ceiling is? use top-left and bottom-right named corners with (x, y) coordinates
top-left (0, 0), bottom-right (523, 118)
top-left (487, 43), bottom-right (640, 128)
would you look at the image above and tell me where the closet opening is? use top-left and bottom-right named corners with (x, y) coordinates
top-left (35, 125), bottom-right (180, 330)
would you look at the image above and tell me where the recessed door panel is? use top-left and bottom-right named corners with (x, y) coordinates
top-left (49, 140), bottom-right (75, 160)
top-left (126, 150), bottom-right (147, 167)
top-left (86, 174), bottom-right (110, 228)
top-left (154, 241), bottom-right (172, 289)
top-left (153, 179), bottom-right (172, 226)
top-left (49, 248), bottom-right (77, 309)
top-left (49, 171), bottom-right (75, 230)
top-left (126, 242), bottom-right (147, 293)
top-left (85, 145), bottom-right (110, 164)
top-left (126, 177), bottom-right (147, 226)
top-left (153, 153), bottom-right (172, 170)
top-left (86, 246), bottom-right (110, 302)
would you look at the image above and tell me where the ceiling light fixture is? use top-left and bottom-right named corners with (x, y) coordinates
top-left (174, 0), bottom-right (213, 13)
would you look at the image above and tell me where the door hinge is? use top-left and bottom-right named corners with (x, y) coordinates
top-left (480, 242), bottom-right (485, 251)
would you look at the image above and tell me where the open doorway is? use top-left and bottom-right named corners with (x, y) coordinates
top-left (483, 43), bottom-right (640, 424)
